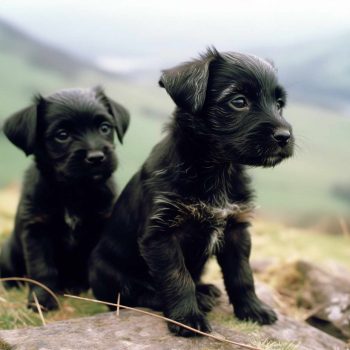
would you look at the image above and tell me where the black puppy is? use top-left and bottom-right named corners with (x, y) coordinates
top-left (0, 87), bottom-right (129, 310)
top-left (89, 49), bottom-right (294, 336)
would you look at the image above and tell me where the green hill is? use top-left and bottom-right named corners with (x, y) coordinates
top-left (1, 19), bottom-right (349, 224)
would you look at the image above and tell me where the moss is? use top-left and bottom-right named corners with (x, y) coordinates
top-left (0, 338), bottom-right (12, 350)
top-left (0, 285), bottom-right (105, 329)
top-left (208, 312), bottom-right (260, 334)
top-left (252, 338), bottom-right (299, 350)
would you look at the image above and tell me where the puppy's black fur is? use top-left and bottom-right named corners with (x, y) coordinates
top-left (0, 87), bottom-right (129, 310)
top-left (89, 49), bottom-right (294, 336)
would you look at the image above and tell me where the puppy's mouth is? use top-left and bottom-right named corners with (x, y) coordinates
top-left (260, 148), bottom-right (293, 167)
top-left (55, 159), bottom-right (117, 182)
top-left (241, 147), bottom-right (293, 168)
top-left (90, 170), bottom-right (112, 181)
top-left (261, 155), bottom-right (285, 167)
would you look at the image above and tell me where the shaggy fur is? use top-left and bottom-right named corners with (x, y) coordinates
top-left (0, 87), bottom-right (129, 311)
top-left (89, 49), bottom-right (294, 336)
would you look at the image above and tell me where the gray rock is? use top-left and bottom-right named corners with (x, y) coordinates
top-left (0, 283), bottom-right (347, 350)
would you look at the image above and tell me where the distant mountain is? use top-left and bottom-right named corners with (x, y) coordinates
top-left (254, 33), bottom-right (350, 110)
top-left (0, 18), bottom-right (114, 78)
top-left (1, 17), bottom-right (349, 112)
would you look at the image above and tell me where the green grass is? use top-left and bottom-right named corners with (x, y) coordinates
top-left (0, 337), bottom-right (12, 350)
top-left (0, 285), bottom-right (106, 330)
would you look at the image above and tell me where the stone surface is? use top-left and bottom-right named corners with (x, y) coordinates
top-left (0, 282), bottom-right (347, 350)
top-left (295, 260), bottom-right (350, 341)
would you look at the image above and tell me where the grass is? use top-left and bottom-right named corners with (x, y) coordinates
top-left (0, 190), bottom-right (349, 350)
top-left (0, 337), bottom-right (12, 350)
top-left (0, 285), bottom-right (105, 330)
top-left (1, 189), bottom-right (349, 327)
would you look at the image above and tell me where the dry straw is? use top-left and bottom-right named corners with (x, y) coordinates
top-left (32, 291), bottom-right (46, 326)
top-left (0, 277), bottom-right (61, 309)
top-left (64, 293), bottom-right (262, 350)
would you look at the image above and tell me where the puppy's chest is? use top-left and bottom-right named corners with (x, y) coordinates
top-left (63, 208), bottom-right (82, 246)
top-left (170, 200), bottom-right (254, 253)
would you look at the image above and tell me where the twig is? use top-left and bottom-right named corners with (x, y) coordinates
top-left (64, 294), bottom-right (262, 350)
top-left (0, 277), bottom-right (61, 309)
top-left (32, 291), bottom-right (46, 326)
top-left (116, 293), bottom-right (120, 317)
top-left (338, 217), bottom-right (350, 238)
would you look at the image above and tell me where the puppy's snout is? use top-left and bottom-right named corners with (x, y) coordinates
top-left (272, 128), bottom-right (291, 147)
top-left (85, 150), bottom-right (106, 165)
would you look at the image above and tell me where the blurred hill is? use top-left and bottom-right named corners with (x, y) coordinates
top-left (0, 19), bottom-right (109, 77)
top-left (256, 33), bottom-right (350, 111)
top-left (0, 19), bottom-right (349, 227)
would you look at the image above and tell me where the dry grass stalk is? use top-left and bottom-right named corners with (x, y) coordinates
top-left (64, 293), bottom-right (263, 350)
top-left (0, 277), bottom-right (61, 309)
top-left (338, 217), bottom-right (350, 238)
top-left (116, 293), bottom-right (120, 317)
top-left (32, 291), bottom-right (46, 326)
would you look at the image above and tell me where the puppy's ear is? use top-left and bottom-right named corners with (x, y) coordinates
top-left (94, 87), bottom-right (130, 144)
top-left (159, 47), bottom-right (220, 114)
top-left (3, 96), bottom-right (44, 156)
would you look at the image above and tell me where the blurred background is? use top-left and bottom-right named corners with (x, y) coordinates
top-left (1, 1), bottom-right (350, 340)
top-left (0, 0), bottom-right (349, 232)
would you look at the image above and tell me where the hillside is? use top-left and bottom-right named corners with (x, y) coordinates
top-left (255, 33), bottom-right (350, 110)
top-left (0, 20), bottom-right (349, 225)
top-left (0, 18), bottom-right (109, 78)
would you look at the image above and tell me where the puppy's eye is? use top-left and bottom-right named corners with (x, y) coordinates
top-left (99, 122), bottom-right (112, 136)
top-left (55, 130), bottom-right (70, 143)
top-left (276, 99), bottom-right (284, 110)
top-left (229, 95), bottom-right (249, 111)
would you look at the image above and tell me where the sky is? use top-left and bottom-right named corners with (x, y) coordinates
top-left (0, 0), bottom-right (349, 72)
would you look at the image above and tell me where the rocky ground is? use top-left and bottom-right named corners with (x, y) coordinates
top-left (0, 187), bottom-right (349, 349)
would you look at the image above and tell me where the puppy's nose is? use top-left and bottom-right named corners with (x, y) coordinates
top-left (272, 128), bottom-right (291, 147)
top-left (85, 150), bottom-right (106, 165)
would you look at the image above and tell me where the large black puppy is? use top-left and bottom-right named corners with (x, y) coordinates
top-left (89, 49), bottom-right (294, 336)
top-left (0, 87), bottom-right (129, 310)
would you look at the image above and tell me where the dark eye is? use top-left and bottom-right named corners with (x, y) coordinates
top-left (229, 95), bottom-right (249, 111)
top-left (54, 129), bottom-right (70, 143)
top-left (276, 98), bottom-right (284, 110)
top-left (99, 122), bottom-right (112, 136)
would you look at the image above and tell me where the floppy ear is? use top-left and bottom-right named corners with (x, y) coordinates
top-left (94, 87), bottom-right (130, 144)
top-left (3, 97), bottom-right (44, 155)
top-left (159, 48), bottom-right (219, 114)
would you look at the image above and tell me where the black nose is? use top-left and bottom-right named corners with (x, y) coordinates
top-left (272, 128), bottom-right (291, 147)
top-left (85, 150), bottom-right (106, 165)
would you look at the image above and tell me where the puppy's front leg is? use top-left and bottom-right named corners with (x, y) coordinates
top-left (21, 223), bottom-right (59, 311)
top-left (216, 221), bottom-right (277, 325)
top-left (140, 227), bottom-right (211, 337)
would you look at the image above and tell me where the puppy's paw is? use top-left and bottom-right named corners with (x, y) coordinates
top-left (27, 288), bottom-right (58, 312)
top-left (196, 291), bottom-right (217, 313)
top-left (196, 283), bottom-right (222, 298)
top-left (196, 284), bottom-right (221, 312)
top-left (234, 298), bottom-right (277, 325)
top-left (167, 312), bottom-right (212, 337)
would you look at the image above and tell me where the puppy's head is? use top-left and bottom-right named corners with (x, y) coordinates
top-left (3, 87), bottom-right (130, 182)
top-left (159, 48), bottom-right (294, 167)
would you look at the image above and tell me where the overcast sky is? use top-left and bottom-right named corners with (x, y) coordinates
top-left (1, 0), bottom-right (349, 71)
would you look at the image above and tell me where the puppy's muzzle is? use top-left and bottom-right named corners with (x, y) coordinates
top-left (85, 150), bottom-right (106, 165)
top-left (272, 128), bottom-right (291, 148)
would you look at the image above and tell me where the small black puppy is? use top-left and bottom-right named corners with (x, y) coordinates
top-left (89, 49), bottom-right (294, 336)
top-left (0, 87), bottom-right (129, 310)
